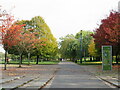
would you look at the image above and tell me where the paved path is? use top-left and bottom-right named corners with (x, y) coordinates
top-left (1, 62), bottom-right (118, 89)
top-left (1, 64), bottom-right (58, 89)
top-left (44, 62), bottom-right (114, 88)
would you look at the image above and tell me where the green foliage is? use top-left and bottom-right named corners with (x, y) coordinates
top-left (75, 30), bottom-right (93, 57)
top-left (31, 16), bottom-right (58, 60)
top-left (59, 34), bottom-right (77, 60)
top-left (59, 31), bottom-right (93, 61)
top-left (0, 52), bottom-right (4, 60)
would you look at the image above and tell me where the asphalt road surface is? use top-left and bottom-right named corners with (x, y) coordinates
top-left (44, 62), bottom-right (113, 89)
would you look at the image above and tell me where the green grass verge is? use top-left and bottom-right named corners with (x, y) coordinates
top-left (76, 61), bottom-right (119, 65)
top-left (0, 60), bottom-right (59, 65)
top-left (77, 61), bottom-right (102, 65)
top-left (38, 61), bottom-right (59, 65)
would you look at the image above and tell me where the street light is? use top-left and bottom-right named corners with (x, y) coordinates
top-left (80, 30), bottom-right (82, 64)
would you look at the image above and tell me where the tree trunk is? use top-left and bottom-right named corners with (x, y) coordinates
top-left (93, 57), bottom-right (96, 61)
top-left (36, 55), bottom-right (39, 64)
top-left (96, 57), bottom-right (101, 61)
top-left (115, 48), bottom-right (119, 64)
top-left (21, 55), bottom-right (23, 64)
top-left (75, 59), bottom-right (77, 63)
top-left (72, 58), bottom-right (75, 62)
top-left (90, 56), bottom-right (92, 61)
top-left (19, 53), bottom-right (22, 68)
top-left (47, 58), bottom-right (48, 61)
top-left (4, 50), bottom-right (7, 70)
top-left (84, 50), bottom-right (86, 62)
top-left (116, 54), bottom-right (118, 64)
top-left (28, 53), bottom-right (30, 65)
top-left (84, 57), bottom-right (86, 62)
top-left (80, 58), bottom-right (82, 64)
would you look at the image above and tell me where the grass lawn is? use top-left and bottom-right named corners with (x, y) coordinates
top-left (0, 60), bottom-right (59, 65)
top-left (38, 61), bottom-right (59, 65)
top-left (77, 61), bottom-right (120, 65)
top-left (77, 61), bottom-right (102, 65)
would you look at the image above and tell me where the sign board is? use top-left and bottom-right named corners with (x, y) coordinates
top-left (102, 45), bottom-right (112, 70)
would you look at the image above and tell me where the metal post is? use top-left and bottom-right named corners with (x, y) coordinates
top-left (80, 30), bottom-right (82, 63)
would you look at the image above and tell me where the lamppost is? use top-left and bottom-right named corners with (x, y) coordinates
top-left (80, 30), bottom-right (82, 64)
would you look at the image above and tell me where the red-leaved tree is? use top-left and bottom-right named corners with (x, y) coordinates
top-left (0, 13), bottom-right (25, 70)
top-left (92, 11), bottom-right (120, 64)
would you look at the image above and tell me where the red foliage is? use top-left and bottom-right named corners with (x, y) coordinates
top-left (3, 24), bottom-right (25, 47)
top-left (0, 14), bottom-right (25, 50)
top-left (92, 11), bottom-right (120, 47)
top-left (0, 14), bottom-right (46, 52)
top-left (15, 28), bottom-right (46, 53)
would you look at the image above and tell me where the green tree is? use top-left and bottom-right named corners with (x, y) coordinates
top-left (59, 34), bottom-right (78, 61)
top-left (31, 16), bottom-right (58, 63)
top-left (75, 30), bottom-right (93, 61)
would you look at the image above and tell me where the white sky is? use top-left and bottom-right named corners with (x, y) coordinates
top-left (0, 0), bottom-right (119, 53)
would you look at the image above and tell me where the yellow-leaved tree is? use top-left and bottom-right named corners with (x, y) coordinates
top-left (88, 39), bottom-right (98, 60)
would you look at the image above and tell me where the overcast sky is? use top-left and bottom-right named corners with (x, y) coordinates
top-left (0, 0), bottom-right (119, 53)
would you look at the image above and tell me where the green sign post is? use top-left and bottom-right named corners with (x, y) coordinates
top-left (102, 45), bottom-right (112, 70)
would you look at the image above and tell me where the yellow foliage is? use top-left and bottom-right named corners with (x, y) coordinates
top-left (88, 39), bottom-right (97, 57)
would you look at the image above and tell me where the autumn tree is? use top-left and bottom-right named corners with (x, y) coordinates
top-left (11, 16), bottom-right (58, 64)
top-left (8, 20), bottom-right (45, 66)
top-left (1, 12), bottom-right (14, 70)
top-left (88, 39), bottom-right (98, 61)
top-left (21, 32), bottom-right (43, 65)
top-left (0, 12), bottom-right (25, 69)
top-left (92, 11), bottom-right (120, 64)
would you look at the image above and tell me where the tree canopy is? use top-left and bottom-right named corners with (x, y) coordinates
top-left (92, 11), bottom-right (120, 63)
top-left (59, 30), bottom-right (93, 62)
